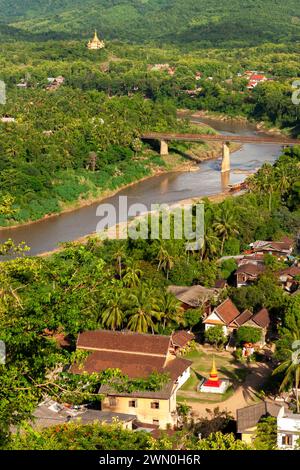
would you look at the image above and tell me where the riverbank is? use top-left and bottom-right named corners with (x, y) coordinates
top-left (178, 109), bottom-right (288, 138)
top-left (0, 152), bottom-right (196, 231)
top-left (37, 188), bottom-right (241, 258)
top-left (0, 135), bottom-right (232, 231)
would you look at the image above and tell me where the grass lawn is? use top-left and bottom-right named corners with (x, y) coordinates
top-left (177, 348), bottom-right (248, 404)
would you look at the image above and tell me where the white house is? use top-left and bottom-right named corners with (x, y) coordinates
top-left (277, 406), bottom-right (300, 449)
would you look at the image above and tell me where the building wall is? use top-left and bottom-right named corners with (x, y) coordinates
top-left (277, 415), bottom-right (300, 449)
top-left (174, 367), bottom-right (190, 390)
top-left (102, 394), bottom-right (176, 429)
top-left (240, 426), bottom-right (257, 444)
top-left (205, 322), bottom-right (228, 336)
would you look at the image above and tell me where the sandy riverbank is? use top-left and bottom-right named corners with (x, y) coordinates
top-left (178, 109), bottom-right (288, 138)
top-left (0, 128), bottom-right (233, 231)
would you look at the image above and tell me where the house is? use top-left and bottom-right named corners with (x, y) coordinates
top-left (1, 115), bottom-right (15, 123)
top-left (167, 284), bottom-right (220, 315)
top-left (244, 71), bottom-right (268, 90)
top-left (237, 401), bottom-right (286, 445)
top-left (71, 330), bottom-right (192, 429)
top-left (237, 308), bottom-right (270, 346)
top-left (277, 406), bottom-right (300, 449)
top-left (172, 330), bottom-right (195, 353)
top-left (214, 278), bottom-right (228, 290)
top-left (278, 266), bottom-right (300, 293)
top-left (16, 81), bottom-right (28, 88)
top-left (235, 263), bottom-right (265, 287)
top-left (249, 239), bottom-right (293, 259)
top-left (32, 399), bottom-right (136, 430)
top-left (148, 64), bottom-right (176, 76)
top-left (203, 299), bottom-right (270, 344)
top-left (203, 298), bottom-right (240, 335)
top-left (46, 76), bottom-right (65, 91)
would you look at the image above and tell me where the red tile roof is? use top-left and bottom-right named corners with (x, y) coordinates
top-left (280, 266), bottom-right (300, 278)
top-left (71, 350), bottom-right (166, 378)
top-left (236, 263), bottom-right (265, 276)
top-left (172, 330), bottom-right (195, 348)
top-left (214, 298), bottom-right (240, 325)
top-left (77, 329), bottom-right (171, 356)
top-left (252, 308), bottom-right (270, 329)
top-left (72, 330), bottom-right (192, 396)
top-left (234, 310), bottom-right (253, 327)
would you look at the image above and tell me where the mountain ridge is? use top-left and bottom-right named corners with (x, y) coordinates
top-left (1, 0), bottom-right (300, 46)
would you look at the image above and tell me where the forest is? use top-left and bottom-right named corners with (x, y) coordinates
top-left (1, 0), bottom-right (300, 47)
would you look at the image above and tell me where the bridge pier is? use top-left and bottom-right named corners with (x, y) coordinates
top-left (160, 139), bottom-right (169, 156)
top-left (221, 142), bottom-right (230, 173)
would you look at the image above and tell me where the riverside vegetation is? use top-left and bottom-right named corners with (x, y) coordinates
top-left (0, 147), bottom-right (299, 448)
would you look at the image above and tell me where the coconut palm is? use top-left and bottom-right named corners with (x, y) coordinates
top-left (112, 244), bottom-right (126, 279)
top-left (157, 244), bottom-right (175, 280)
top-left (123, 260), bottom-right (143, 288)
top-left (200, 227), bottom-right (220, 260)
top-left (273, 329), bottom-right (300, 413)
top-left (127, 287), bottom-right (161, 334)
top-left (156, 291), bottom-right (184, 329)
top-left (213, 207), bottom-right (239, 255)
top-left (100, 290), bottom-right (124, 330)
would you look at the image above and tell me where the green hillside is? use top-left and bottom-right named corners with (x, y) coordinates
top-left (1, 0), bottom-right (300, 46)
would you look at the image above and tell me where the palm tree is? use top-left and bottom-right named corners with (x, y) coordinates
top-left (157, 291), bottom-right (184, 329)
top-left (127, 287), bottom-right (161, 334)
top-left (112, 244), bottom-right (126, 279)
top-left (273, 329), bottom-right (300, 413)
top-left (157, 244), bottom-right (175, 280)
top-left (213, 206), bottom-right (239, 255)
top-left (200, 227), bottom-right (220, 260)
top-left (101, 290), bottom-right (124, 330)
top-left (123, 260), bottom-right (143, 288)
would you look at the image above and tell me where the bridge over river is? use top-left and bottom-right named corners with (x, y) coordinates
top-left (141, 132), bottom-right (300, 172)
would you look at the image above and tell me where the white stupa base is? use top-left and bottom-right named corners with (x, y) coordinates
top-left (199, 379), bottom-right (230, 394)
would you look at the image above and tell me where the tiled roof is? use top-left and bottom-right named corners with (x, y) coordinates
top-left (70, 350), bottom-right (166, 378)
top-left (98, 356), bottom-right (192, 399)
top-left (72, 330), bottom-right (192, 398)
top-left (237, 401), bottom-right (284, 433)
top-left (77, 329), bottom-right (171, 356)
top-left (236, 263), bottom-right (265, 276)
top-left (279, 266), bottom-right (300, 278)
top-left (167, 285), bottom-right (219, 307)
top-left (252, 308), bottom-right (270, 329)
top-left (172, 330), bottom-right (195, 348)
top-left (234, 309), bottom-right (253, 327)
top-left (214, 279), bottom-right (227, 289)
top-left (213, 298), bottom-right (240, 325)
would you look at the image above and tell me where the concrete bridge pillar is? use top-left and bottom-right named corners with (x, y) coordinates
top-left (160, 140), bottom-right (169, 156)
top-left (221, 142), bottom-right (230, 173)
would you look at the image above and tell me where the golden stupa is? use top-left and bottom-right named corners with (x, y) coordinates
top-left (87, 30), bottom-right (105, 50)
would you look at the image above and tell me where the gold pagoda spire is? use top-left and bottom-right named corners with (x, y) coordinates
top-left (87, 29), bottom-right (105, 50)
top-left (209, 356), bottom-right (219, 382)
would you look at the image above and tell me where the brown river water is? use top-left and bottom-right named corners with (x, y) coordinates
top-left (0, 117), bottom-right (281, 256)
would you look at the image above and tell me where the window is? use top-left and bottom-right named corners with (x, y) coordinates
top-left (109, 397), bottom-right (116, 407)
top-left (128, 400), bottom-right (137, 408)
top-left (282, 434), bottom-right (293, 446)
top-left (153, 419), bottom-right (159, 426)
top-left (151, 401), bottom-right (160, 409)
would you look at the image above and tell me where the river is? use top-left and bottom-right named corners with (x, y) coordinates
top-left (0, 117), bottom-right (281, 256)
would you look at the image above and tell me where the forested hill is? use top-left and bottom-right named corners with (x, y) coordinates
top-left (1, 0), bottom-right (300, 47)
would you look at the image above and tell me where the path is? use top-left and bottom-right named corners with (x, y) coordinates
top-left (183, 362), bottom-right (273, 418)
